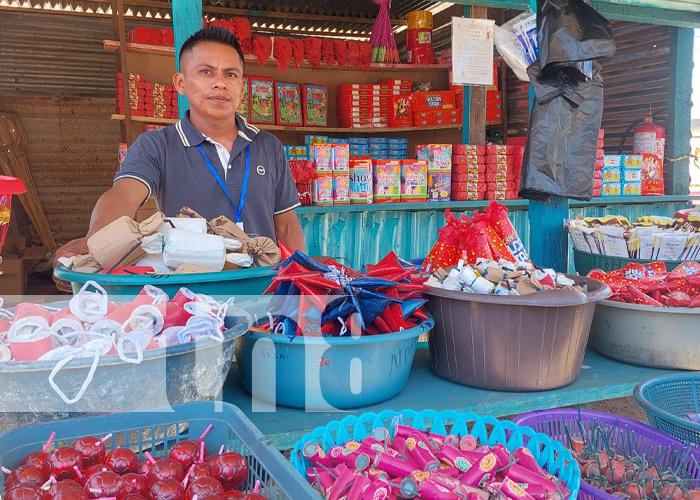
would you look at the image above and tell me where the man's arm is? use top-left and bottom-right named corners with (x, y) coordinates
top-left (53, 178), bottom-right (149, 265)
top-left (273, 209), bottom-right (305, 253)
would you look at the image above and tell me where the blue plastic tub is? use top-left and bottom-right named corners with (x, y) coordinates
top-left (634, 374), bottom-right (700, 445)
top-left (0, 401), bottom-right (319, 499)
top-left (53, 264), bottom-right (277, 299)
top-left (234, 297), bottom-right (434, 410)
top-left (290, 409), bottom-right (581, 500)
top-left (0, 304), bottom-right (251, 433)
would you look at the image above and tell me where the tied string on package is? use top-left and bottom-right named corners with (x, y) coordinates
top-left (273, 37), bottom-right (293, 73)
top-left (0, 281), bottom-right (243, 404)
top-left (254, 247), bottom-right (429, 340)
top-left (589, 260), bottom-right (700, 307)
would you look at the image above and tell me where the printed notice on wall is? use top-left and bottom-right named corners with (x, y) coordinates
top-left (451, 17), bottom-right (495, 86)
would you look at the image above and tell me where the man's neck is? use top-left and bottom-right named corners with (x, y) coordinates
top-left (189, 112), bottom-right (238, 151)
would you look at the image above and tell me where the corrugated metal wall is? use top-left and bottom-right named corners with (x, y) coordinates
top-left (505, 20), bottom-right (671, 148)
top-left (0, 95), bottom-right (121, 243)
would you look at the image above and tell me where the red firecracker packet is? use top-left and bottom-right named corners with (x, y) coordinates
top-left (484, 202), bottom-right (531, 263)
top-left (460, 224), bottom-right (494, 264)
top-left (473, 212), bottom-right (514, 262)
top-left (423, 209), bottom-right (471, 270)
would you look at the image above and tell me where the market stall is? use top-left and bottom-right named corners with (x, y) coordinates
top-left (2, 0), bottom-right (700, 499)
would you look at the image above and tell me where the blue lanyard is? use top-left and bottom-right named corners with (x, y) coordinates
top-left (196, 144), bottom-right (250, 224)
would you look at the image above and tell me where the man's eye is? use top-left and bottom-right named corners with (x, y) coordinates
top-left (200, 69), bottom-right (210, 74)
top-left (227, 73), bottom-right (238, 78)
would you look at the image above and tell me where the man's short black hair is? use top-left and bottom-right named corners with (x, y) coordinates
top-left (179, 26), bottom-right (245, 67)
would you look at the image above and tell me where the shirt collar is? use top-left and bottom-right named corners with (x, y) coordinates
top-left (175, 110), bottom-right (259, 148)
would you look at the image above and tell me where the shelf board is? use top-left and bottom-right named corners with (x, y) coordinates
top-left (111, 114), bottom-right (462, 133)
top-left (112, 114), bottom-right (177, 125)
top-left (104, 40), bottom-right (452, 72)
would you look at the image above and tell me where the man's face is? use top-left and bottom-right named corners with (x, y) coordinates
top-left (174, 41), bottom-right (245, 123)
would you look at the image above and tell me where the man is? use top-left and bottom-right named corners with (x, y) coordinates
top-left (55, 27), bottom-right (304, 264)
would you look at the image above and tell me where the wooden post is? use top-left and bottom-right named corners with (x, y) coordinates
top-left (667, 27), bottom-right (693, 195)
top-left (110, 0), bottom-right (135, 145)
top-left (525, 0), bottom-right (569, 271)
top-left (461, 5), bottom-right (471, 145)
top-left (469, 7), bottom-right (487, 145)
top-left (172, 0), bottom-right (203, 118)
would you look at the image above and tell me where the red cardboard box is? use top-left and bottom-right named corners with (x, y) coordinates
top-left (452, 164), bottom-right (486, 175)
top-left (451, 191), bottom-right (485, 201)
top-left (412, 91), bottom-right (456, 112)
top-left (452, 154), bottom-right (486, 165)
top-left (486, 154), bottom-right (514, 165)
top-left (451, 181), bottom-right (486, 192)
top-left (641, 153), bottom-right (665, 196)
top-left (454, 144), bottom-right (486, 155)
top-left (485, 145), bottom-right (513, 155)
top-left (390, 94), bottom-right (413, 127)
top-left (414, 109), bottom-right (461, 126)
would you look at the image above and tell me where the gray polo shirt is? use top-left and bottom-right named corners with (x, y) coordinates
top-left (115, 112), bottom-right (300, 242)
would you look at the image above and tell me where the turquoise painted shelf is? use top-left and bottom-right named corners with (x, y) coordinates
top-left (222, 347), bottom-right (691, 450)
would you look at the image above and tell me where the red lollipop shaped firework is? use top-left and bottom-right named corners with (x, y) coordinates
top-left (221, 493), bottom-right (243, 500)
top-left (81, 466), bottom-right (109, 486)
top-left (5, 466), bottom-right (45, 491)
top-left (209, 454), bottom-right (247, 491)
top-left (169, 426), bottom-right (212, 470)
top-left (21, 433), bottom-right (56, 470)
top-left (44, 448), bottom-right (82, 481)
top-left (43, 480), bottom-right (82, 500)
top-left (149, 479), bottom-right (185, 500)
top-left (184, 477), bottom-right (223, 500)
top-left (121, 474), bottom-right (148, 496)
top-left (104, 449), bottom-right (138, 475)
top-left (146, 460), bottom-right (185, 484)
top-left (72, 435), bottom-right (112, 468)
top-left (5, 484), bottom-right (44, 500)
top-left (83, 471), bottom-right (124, 500)
top-left (123, 495), bottom-right (147, 500)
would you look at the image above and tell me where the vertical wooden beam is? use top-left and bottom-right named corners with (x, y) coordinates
top-left (461, 5), bottom-right (471, 145)
top-left (172, 0), bottom-right (203, 118)
top-left (525, 0), bottom-right (568, 271)
top-left (469, 6), bottom-right (487, 145)
top-left (667, 27), bottom-right (693, 195)
top-left (111, 0), bottom-right (134, 145)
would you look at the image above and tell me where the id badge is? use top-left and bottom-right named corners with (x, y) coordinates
top-left (237, 221), bottom-right (244, 231)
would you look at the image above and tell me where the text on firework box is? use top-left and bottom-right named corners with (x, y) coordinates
top-left (412, 91), bottom-right (457, 112)
top-left (401, 160), bottom-right (428, 201)
top-left (641, 153), bottom-right (664, 196)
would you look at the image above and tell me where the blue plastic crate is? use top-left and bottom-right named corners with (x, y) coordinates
top-left (0, 402), bottom-right (318, 499)
top-left (634, 374), bottom-right (700, 446)
top-left (290, 409), bottom-right (581, 500)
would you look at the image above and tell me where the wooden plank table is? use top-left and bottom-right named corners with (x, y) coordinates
top-left (222, 347), bottom-right (687, 450)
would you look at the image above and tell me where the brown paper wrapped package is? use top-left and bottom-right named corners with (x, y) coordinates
top-left (87, 213), bottom-right (165, 269)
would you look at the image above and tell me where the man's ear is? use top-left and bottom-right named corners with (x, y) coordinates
top-left (173, 72), bottom-right (186, 95)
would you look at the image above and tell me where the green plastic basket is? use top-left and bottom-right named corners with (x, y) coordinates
top-left (572, 248), bottom-right (691, 275)
top-left (0, 402), bottom-right (319, 499)
top-left (291, 409), bottom-right (581, 500)
top-left (53, 264), bottom-right (277, 299)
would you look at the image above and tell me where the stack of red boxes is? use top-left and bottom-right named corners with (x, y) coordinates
top-left (144, 82), bottom-right (178, 119)
top-left (485, 144), bottom-right (518, 200)
top-left (115, 72), bottom-right (146, 117)
top-left (593, 129), bottom-right (605, 197)
top-left (412, 90), bottom-right (461, 127)
top-left (450, 145), bottom-right (486, 201)
top-left (337, 80), bottom-right (411, 129)
top-left (486, 66), bottom-right (502, 123)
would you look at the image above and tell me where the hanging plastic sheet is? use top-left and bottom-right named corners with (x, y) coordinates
top-left (519, 0), bottom-right (615, 201)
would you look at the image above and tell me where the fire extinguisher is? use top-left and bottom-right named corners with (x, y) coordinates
top-left (632, 107), bottom-right (666, 164)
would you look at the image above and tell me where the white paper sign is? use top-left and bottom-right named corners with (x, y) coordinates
top-left (451, 17), bottom-right (495, 86)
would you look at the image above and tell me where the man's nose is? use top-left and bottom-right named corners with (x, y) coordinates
top-left (212, 72), bottom-right (227, 89)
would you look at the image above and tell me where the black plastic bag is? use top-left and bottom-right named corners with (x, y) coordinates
top-left (538, 0), bottom-right (615, 73)
top-left (519, 60), bottom-right (603, 201)
top-left (519, 0), bottom-right (614, 201)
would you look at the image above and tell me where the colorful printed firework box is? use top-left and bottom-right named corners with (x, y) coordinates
top-left (249, 76), bottom-right (275, 125)
top-left (275, 82), bottom-right (302, 126)
top-left (236, 76), bottom-right (249, 119)
top-left (303, 84), bottom-right (328, 127)
top-left (641, 153), bottom-right (664, 196)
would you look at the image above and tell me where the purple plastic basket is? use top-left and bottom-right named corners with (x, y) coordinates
top-left (513, 409), bottom-right (700, 500)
